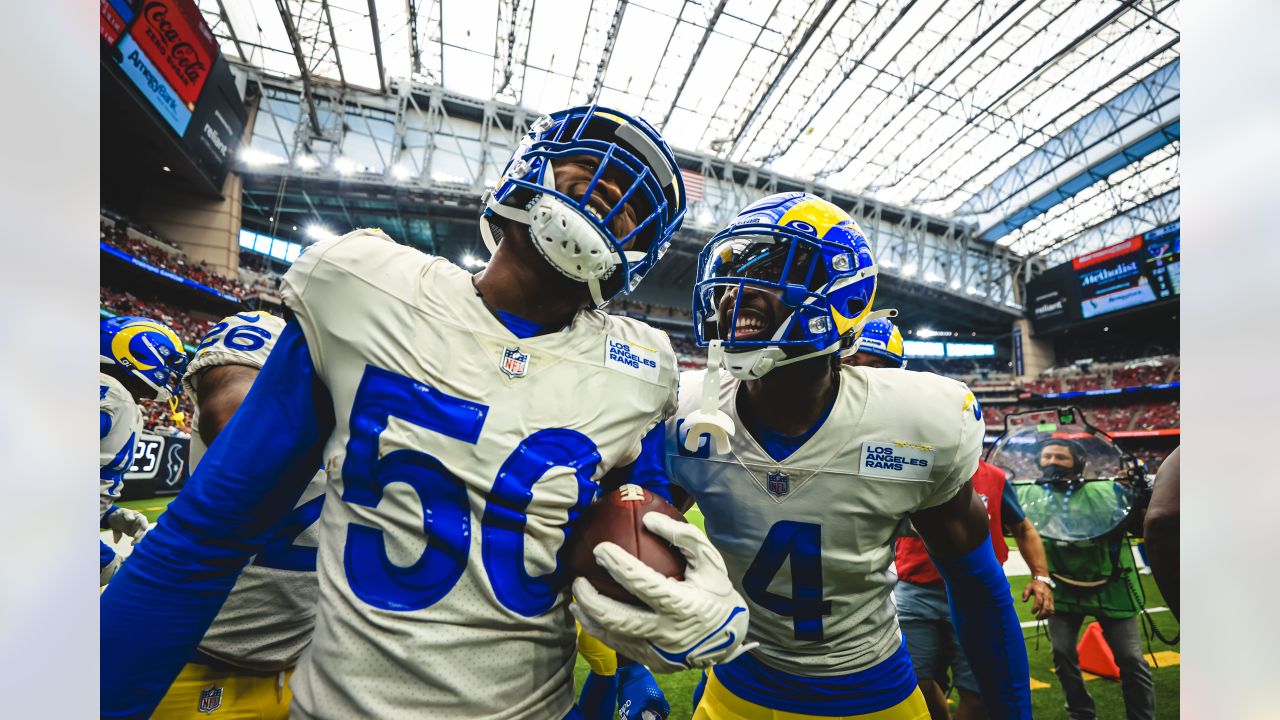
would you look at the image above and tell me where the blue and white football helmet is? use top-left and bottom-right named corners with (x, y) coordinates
top-left (693, 192), bottom-right (892, 379)
top-left (844, 317), bottom-right (906, 368)
top-left (481, 105), bottom-right (686, 307)
top-left (99, 315), bottom-right (187, 401)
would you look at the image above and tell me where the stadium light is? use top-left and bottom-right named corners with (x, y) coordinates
top-left (296, 154), bottom-right (320, 171)
top-left (392, 163), bottom-right (413, 180)
top-left (240, 146), bottom-right (286, 167)
top-left (949, 280), bottom-right (961, 290)
top-left (462, 254), bottom-right (489, 269)
top-left (162, 166), bottom-right (171, 172)
top-left (334, 157), bottom-right (357, 175)
top-left (307, 225), bottom-right (337, 242)
top-left (901, 264), bottom-right (917, 277)
top-left (924, 271), bottom-right (942, 284)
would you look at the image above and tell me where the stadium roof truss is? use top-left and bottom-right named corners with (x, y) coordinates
top-left (201, 0), bottom-right (1178, 310)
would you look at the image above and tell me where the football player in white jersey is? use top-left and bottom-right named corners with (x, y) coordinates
top-left (150, 311), bottom-right (325, 719)
top-left (102, 105), bottom-right (750, 720)
top-left (99, 316), bottom-right (187, 584)
top-left (659, 193), bottom-right (1031, 719)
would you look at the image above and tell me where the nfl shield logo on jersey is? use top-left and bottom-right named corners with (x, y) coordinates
top-left (500, 347), bottom-right (529, 378)
top-left (198, 685), bottom-right (223, 713)
top-left (767, 470), bottom-right (790, 497)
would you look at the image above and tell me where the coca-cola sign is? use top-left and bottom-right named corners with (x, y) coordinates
top-left (129, 0), bottom-right (218, 111)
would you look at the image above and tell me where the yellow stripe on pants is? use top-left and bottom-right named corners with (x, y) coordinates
top-left (150, 662), bottom-right (292, 719)
top-left (693, 667), bottom-right (930, 720)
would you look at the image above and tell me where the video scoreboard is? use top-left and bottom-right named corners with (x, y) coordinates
top-left (101, 0), bottom-right (246, 189)
top-left (1027, 221), bottom-right (1180, 332)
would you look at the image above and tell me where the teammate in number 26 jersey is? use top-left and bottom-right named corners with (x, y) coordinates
top-left (182, 312), bottom-right (325, 673)
top-left (149, 311), bottom-right (326, 720)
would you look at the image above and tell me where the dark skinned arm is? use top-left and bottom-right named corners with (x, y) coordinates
top-left (194, 364), bottom-right (260, 448)
top-left (909, 481), bottom-right (1032, 719)
top-left (1143, 446), bottom-right (1180, 620)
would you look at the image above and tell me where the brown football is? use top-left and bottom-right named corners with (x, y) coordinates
top-left (566, 483), bottom-right (688, 605)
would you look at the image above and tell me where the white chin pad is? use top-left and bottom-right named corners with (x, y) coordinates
top-left (526, 194), bottom-right (620, 283)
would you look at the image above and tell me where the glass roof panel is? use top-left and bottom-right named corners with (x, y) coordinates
top-left (200, 0), bottom-right (1178, 256)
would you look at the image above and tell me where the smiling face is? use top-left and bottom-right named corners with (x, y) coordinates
top-left (715, 284), bottom-right (790, 343)
top-left (550, 154), bottom-right (644, 248)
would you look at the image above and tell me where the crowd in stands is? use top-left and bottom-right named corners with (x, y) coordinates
top-left (1020, 355), bottom-right (1179, 395)
top-left (611, 298), bottom-right (693, 322)
top-left (100, 287), bottom-right (215, 347)
top-left (101, 219), bottom-right (253, 299)
top-left (981, 400), bottom-right (1179, 434)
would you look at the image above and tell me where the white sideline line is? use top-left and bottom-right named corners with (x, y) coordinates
top-left (1020, 607), bottom-right (1169, 629)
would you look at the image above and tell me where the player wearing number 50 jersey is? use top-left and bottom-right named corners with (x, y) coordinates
top-left (149, 311), bottom-right (326, 719)
top-left (102, 106), bottom-right (750, 720)
top-left (667, 193), bottom-right (1031, 719)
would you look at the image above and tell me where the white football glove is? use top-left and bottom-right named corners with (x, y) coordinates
top-left (570, 512), bottom-right (755, 674)
top-left (106, 507), bottom-right (151, 546)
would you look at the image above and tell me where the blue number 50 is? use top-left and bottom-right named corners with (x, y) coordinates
top-left (342, 365), bottom-right (601, 615)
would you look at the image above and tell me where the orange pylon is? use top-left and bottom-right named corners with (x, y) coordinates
top-left (1077, 621), bottom-right (1121, 680)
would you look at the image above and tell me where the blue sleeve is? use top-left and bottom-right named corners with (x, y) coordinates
top-left (1001, 481), bottom-right (1026, 526)
top-left (100, 540), bottom-right (117, 570)
top-left (600, 422), bottom-right (672, 503)
top-left (100, 410), bottom-right (111, 439)
top-left (100, 319), bottom-right (333, 718)
top-left (932, 537), bottom-right (1032, 720)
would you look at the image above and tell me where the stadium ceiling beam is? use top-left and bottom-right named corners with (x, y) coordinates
top-left (322, 0), bottom-right (347, 86)
top-left (589, 0), bottom-right (629, 102)
top-left (982, 119), bottom-right (1179, 243)
top-left (275, 0), bottom-right (323, 134)
top-left (724, 0), bottom-right (838, 159)
top-left (869, 0), bottom-right (1135, 200)
top-left (961, 59), bottom-right (1180, 237)
top-left (658, 0), bottom-right (728, 128)
top-left (212, 0), bottom-right (249, 62)
top-left (1035, 187), bottom-right (1179, 262)
top-left (407, 0), bottom-right (423, 77)
top-left (236, 77), bottom-right (1026, 314)
top-left (367, 0), bottom-right (388, 93)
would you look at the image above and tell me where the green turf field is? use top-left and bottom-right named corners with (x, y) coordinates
top-left (126, 496), bottom-right (1178, 718)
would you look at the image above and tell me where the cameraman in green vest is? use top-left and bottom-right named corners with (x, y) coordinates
top-left (1035, 439), bottom-right (1154, 720)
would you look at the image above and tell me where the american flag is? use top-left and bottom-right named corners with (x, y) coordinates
top-left (680, 168), bottom-right (706, 203)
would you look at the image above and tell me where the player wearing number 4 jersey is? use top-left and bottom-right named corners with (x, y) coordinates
top-left (149, 311), bottom-right (326, 719)
top-left (102, 106), bottom-right (750, 720)
top-left (667, 193), bottom-right (1031, 719)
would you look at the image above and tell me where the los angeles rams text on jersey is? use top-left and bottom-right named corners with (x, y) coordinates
top-left (279, 229), bottom-right (678, 719)
top-left (667, 365), bottom-right (984, 677)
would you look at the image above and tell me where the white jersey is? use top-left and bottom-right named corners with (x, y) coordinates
top-left (280, 229), bottom-right (677, 719)
top-left (183, 311), bottom-right (325, 671)
top-left (100, 372), bottom-right (143, 518)
top-left (666, 365), bottom-right (983, 675)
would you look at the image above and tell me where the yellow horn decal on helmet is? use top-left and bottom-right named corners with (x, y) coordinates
top-left (830, 286), bottom-right (877, 337)
top-left (776, 197), bottom-right (853, 237)
top-left (887, 326), bottom-right (905, 357)
top-left (111, 321), bottom-right (181, 371)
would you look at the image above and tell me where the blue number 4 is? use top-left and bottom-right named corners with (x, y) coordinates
top-left (342, 365), bottom-right (601, 615)
top-left (742, 521), bottom-right (832, 641)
